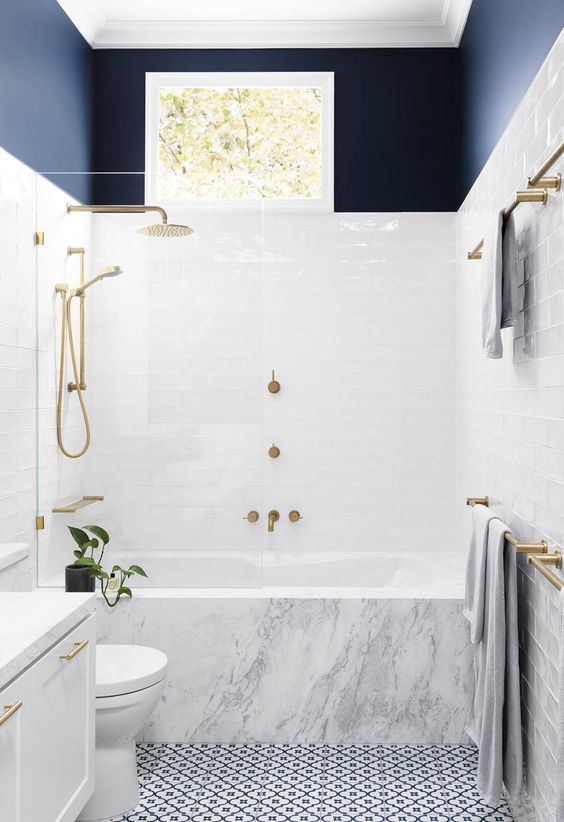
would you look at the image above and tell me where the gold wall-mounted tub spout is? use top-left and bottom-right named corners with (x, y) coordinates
top-left (268, 510), bottom-right (280, 532)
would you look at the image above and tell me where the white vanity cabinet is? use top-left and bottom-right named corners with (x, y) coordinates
top-left (0, 667), bottom-right (32, 822)
top-left (0, 610), bottom-right (96, 822)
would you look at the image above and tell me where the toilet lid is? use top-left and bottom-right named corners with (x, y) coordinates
top-left (96, 644), bottom-right (168, 697)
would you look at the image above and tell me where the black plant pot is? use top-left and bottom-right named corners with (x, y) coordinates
top-left (65, 564), bottom-right (95, 593)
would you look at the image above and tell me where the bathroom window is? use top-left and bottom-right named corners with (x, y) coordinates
top-left (145, 72), bottom-right (334, 209)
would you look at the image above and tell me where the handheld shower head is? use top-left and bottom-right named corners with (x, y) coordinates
top-left (76, 266), bottom-right (123, 294)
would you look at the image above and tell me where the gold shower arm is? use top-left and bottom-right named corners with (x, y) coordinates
top-left (67, 204), bottom-right (169, 224)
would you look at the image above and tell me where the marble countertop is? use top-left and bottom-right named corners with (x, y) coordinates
top-left (0, 591), bottom-right (95, 689)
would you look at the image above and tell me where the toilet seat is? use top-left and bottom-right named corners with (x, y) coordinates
top-left (96, 644), bottom-right (168, 698)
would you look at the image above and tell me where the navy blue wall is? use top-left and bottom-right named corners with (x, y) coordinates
top-left (458, 0), bottom-right (564, 203)
top-left (91, 49), bottom-right (459, 211)
top-left (0, 0), bottom-right (92, 200)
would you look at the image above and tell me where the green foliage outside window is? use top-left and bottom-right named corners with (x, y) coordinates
top-left (157, 86), bottom-right (323, 200)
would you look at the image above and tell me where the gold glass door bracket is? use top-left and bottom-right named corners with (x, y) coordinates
top-left (0, 701), bottom-right (23, 727)
top-left (466, 496), bottom-right (489, 507)
top-left (59, 639), bottom-right (89, 661)
top-left (268, 371), bottom-right (281, 394)
top-left (35, 515), bottom-right (45, 531)
top-left (528, 550), bottom-right (564, 590)
top-left (34, 231), bottom-right (44, 246)
top-left (243, 511), bottom-right (259, 523)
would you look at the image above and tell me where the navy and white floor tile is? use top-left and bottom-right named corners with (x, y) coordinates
top-left (111, 744), bottom-right (513, 822)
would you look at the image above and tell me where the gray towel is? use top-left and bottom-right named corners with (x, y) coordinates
top-left (464, 515), bottom-right (523, 806)
top-left (481, 210), bottom-right (519, 359)
top-left (464, 503), bottom-right (500, 643)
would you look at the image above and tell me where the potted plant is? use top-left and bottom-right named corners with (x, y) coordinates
top-left (65, 524), bottom-right (148, 607)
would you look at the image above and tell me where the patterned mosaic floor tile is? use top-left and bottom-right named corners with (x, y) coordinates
top-left (110, 744), bottom-right (513, 822)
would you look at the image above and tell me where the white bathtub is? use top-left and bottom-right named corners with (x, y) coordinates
top-left (127, 551), bottom-right (465, 598)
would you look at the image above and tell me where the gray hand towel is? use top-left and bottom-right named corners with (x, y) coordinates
top-left (464, 503), bottom-right (500, 643)
top-left (481, 210), bottom-right (519, 359)
top-left (465, 516), bottom-right (523, 807)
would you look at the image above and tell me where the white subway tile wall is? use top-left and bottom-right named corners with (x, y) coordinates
top-left (457, 28), bottom-right (564, 822)
top-left (0, 148), bottom-right (36, 589)
top-left (81, 207), bottom-right (456, 584)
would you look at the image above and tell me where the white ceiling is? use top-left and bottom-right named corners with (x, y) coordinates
top-left (57, 0), bottom-right (474, 49)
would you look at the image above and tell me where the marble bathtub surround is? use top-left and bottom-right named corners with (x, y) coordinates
top-left (0, 591), bottom-right (95, 687)
top-left (97, 596), bottom-right (472, 745)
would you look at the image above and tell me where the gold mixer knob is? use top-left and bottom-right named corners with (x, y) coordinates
top-left (288, 510), bottom-right (302, 523)
top-left (243, 511), bottom-right (259, 523)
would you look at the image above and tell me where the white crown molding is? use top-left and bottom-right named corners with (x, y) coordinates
top-left (444, 0), bottom-right (474, 45)
top-left (92, 20), bottom-right (460, 49)
top-left (57, 0), bottom-right (474, 49)
top-left (57, 0), bottom-right (106, 45)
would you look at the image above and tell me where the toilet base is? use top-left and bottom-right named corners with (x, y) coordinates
top-left (78, 741), bottom-right (139, 821)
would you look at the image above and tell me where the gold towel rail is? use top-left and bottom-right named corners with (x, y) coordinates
top-left (466, 496), bottom-right (548, 553)
top-left (52, 495), bottom-right (104, 513)
top-left (528, 551), bottom-right (563, 591)
top-left (467, 189), bottom-right (548, 260)
top-left (466, 496), bottom-right (489, 507)
top-left (528, 138), bottom-right (564, 190)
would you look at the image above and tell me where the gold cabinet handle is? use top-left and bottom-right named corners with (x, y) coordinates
top-left (59, 639), bottom-right (89, 661)
top-left (289, 510), bottom-right (303, 523)
top-left (243, 511), bottom-right (259, 523)
top-left (0, 701), bottom-right (23, 727)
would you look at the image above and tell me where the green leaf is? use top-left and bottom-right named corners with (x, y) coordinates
top-left (75, 556), bottom-right (97, 567)
top-left (68, 526), bottom-right (90, 548)
top-left (73, 549), bottom-right (85, 559)
top-left (117, 586), bottom-right (133, 598)
top-left (129, 564), bottom-right (148, 578)
top-left (84, 525), bottom-right (110, 545)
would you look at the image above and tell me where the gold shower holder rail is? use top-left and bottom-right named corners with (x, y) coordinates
top-left (467, 137), bottom-right (564, 260)
top-left (52, 495), bottom-right (104, 514)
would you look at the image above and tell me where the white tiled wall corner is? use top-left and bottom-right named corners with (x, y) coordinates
top-left (0, 148), bottom-right (36, 582)
top-left (457, 27), bottom-right (564, 822)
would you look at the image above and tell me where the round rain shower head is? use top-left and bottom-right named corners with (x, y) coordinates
top-left (136, 223), bottom-right (194, 238)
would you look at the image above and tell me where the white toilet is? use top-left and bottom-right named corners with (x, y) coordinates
top-left (78, 644), bottom-right (168, 821)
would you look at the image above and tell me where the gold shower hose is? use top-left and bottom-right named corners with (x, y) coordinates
top-left (56, 289), bottom-right (91, 458)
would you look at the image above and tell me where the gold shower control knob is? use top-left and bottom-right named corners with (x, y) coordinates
top-left (288, 510), bottom-right (302, 523)
top-left (268, 444), bottom-right (281, 459)
top-left (243, 511), bottom-right (260, 523)
top-left (268, 370), bottom-right (281, 394)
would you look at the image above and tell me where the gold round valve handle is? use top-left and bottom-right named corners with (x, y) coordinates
top-left (268, 370), bottom-right (281, 394)
top-left (243, 511), bottom-right (259, 523)
top-left (268, 444), bottom-right (281, 458)
top-left (288, 510), bottom-right (302, 523)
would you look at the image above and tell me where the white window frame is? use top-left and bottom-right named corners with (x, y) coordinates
top-left (145, 71), bottom-right (334, 210)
